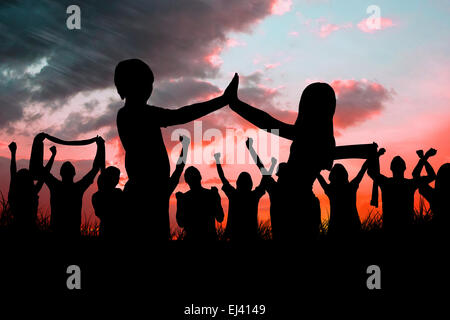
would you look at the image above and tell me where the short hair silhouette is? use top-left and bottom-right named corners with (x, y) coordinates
top-left (435, 163), bottom-right (450, 191)
top-left (236, 172), bottom-right (253, 191)
top-left (60, 161), bottom-right (76, 180)
top-left (114, 59), bottom-right (154, 100)
top-left (184, 166), bottom-right (202, 187)
top-left (329, 164), bottom-right (349, 184)
top-left (102, 166), bottom-right (120, 189)
top-left (390, 156), bottom-right (406, 174)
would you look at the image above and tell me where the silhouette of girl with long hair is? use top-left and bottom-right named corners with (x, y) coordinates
top-left (229, 78), bottom-right (336, 242)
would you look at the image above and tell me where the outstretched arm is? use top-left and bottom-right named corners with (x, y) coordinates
top-left (160, 74), bottom-right (238, 127)
top-left (412, 148), bottom-right (436, 184)
top-left (8, 142), bottom-right (17, 195)
top-left (35, 146), bottom-right (57, 193)
top-left (79, 137), bottom-right (105, 191)
top-left (169, 135), bottom-right (190, 195)
top-left (214, 153), bottom-right (229, 186)
top-left (351, 160), bottom-right (369, 186)
top-left (230, 98), bottom-right (295, 140)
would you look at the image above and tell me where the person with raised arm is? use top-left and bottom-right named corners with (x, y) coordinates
top-left (368, 147), bottom-right (436, 233)
top-left (114, 59), bottom-right (237, 241)
top-left (8, 141), bottom-right (56, 234)
top-left (214, 149), bottom-right (268, 242)
top-left (31, 133), bottom-right (105, 239)
top-left (316, 160), bottom-right (369, 239)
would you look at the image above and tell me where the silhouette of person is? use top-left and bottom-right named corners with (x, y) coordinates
top-left (317, 161), bottom-right (369, 239)
top-left (31, 133), bottom-right (105, 239)
top-left (114, 59), bottom-right (237, 241)
top-left (214, 152), bottom-right (266, 242)
top-left (416, 156), bottom-right (449, 230)
top-left (175, 167), bottom-right (224, 241)
top-left (8, 142), bottom-right (56, 234)
top-left (368, 148), bottom-right (436, 233)
top-left (168, 135), bottom-right (190, 197)
top-left (229, 76), bottom-right (336, 242)
top-left (92, 166), bottom-right (123, 239)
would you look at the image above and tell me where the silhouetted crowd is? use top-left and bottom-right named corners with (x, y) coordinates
top-left (5, 59), bottom-right (449, 243)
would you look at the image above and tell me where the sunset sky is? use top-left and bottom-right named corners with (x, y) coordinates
top-left (1, 0), bottom-right (449, 231)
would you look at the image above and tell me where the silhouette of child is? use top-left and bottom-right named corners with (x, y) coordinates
top-left (317, 161), bottom-right (369, 238)
top-left (175, 167), bottom-right (224, 241)
top-left (368, 148), bottom-right (436, 233)
top-left (214, 151), bottom-right (267, 242)
top-left (229, 79), bottom-right (336, 242)
top-left (114, 59), bottom-right (237, 241)
top-left (92, 166), bottom-right (123, 239)
top-left (31, 133), bottom-right (105, 239)
top-left (8, 142), bottom-right (56, 233)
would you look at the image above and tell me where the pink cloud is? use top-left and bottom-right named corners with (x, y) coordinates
top-left (288, 31), bottom-right (299, 37)
top-left (357, 17), bottom-right (394, 33)
top-left (331, 79), bottom-right (394, 128)
top-left (270, 0), bottom-right (292, 15)
top-left (226, 38), bottom-right (246, 48)
top-left (204, 46), bottom-right (223, 67)
top-left (319, 22), bottom-right (352, 38)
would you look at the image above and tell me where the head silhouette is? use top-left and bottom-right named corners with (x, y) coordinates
top-left (15, 168), bottom-right (34, 193)
top-left (98, 166), bottom-right (121, 191)
top-left (435, 163), bottom-right (450, 193)
top-left (276, 163), bottom-right (288, 178)
top-left (114, 59), bottom-right (154, 102)
top-left (236, 172), bottom-right (253, 191)
top-left (60, 161), bottom-right (76, 182)
top-left (329, 164), bottom-right (349, 185)
top-left (390, 156), bottom-right (406, 177)
top-left (296, 82), bottom-right (336, 126)
top-left (184, 166), bottom-right (202, 189)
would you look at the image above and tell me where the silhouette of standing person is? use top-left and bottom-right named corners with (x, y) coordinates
top-left (229, 76), bottom-right (336, 242)
top-left (214, 150), bottom-right (268, 242)
top-left (175, 167), bottom-right (224, 241)
top-left (31, 133), bottom-right (105, 239)
top-left (114, 59), bottom-right (237, 242)
top-left (415, 154), bottom-right (448, 231)
top-left (8, 142), bottom-right (56, 234)
top-left (317, 161), bottom-right (369, 239)
top-left (368, 147), bottom-right (436, 233)
top-left (92, 166), bottom-right (123, 239)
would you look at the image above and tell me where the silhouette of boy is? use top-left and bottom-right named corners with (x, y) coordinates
top-left (8, 142), bottom-right (56, 233)
top-left (176, 166), bottom-right (224, 241)
top-left (114, 59), bottom-right (237, 241)
top-left (32, 133), bottom-right (105, 239)
top-left (317, 161), bottom-right (369, 238)
top-left (214, 152), bottom-right (266, 242)
top-left (92, 166), bottom-right (123, 239)
top-left (368, 148), bottom-right (436, 233)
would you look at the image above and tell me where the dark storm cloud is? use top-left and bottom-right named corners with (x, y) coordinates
top-left (0, 0), bottom-right (274, 128)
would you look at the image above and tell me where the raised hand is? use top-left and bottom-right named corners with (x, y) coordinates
top-left (50, 146), bottom-right (57, 155)
top-left (214, 152), bottom-right (221, 163)
top-left (416, 150), bottom-right (424, 159)
top-left (96, 135), bottom-right (105, 145)
top-left (425, 148), bottom-right (437, 158)
top-left (377, 148), bottom-right (386, 157)
top-left (223, 73), bottom-right (239, 104)
top-left (35, 132), bottom-right (47, 142)
top-left (8, 142), bottom-right (17, 153)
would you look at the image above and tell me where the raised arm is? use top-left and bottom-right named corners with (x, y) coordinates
top-left (412, 148), bottom-right (436, 184)
top-left (169, 135), bottom-right (190, 195)
top-left (245, 137), bottom-right (273, 175)
top-left (214, 153), bottom-right (229, 185)
top-left (367, 148), bottom-right (387, 185)
top-left (160, 74), bottom-right (238, 127)
top-left (8, 142), bottom-right (17, 178)
top-left (34, 146), bottom-right (57, 193)
top-left (78, 137), bottom-right (105, 191)
top-left (351, 160), bottom-right (369, 186)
